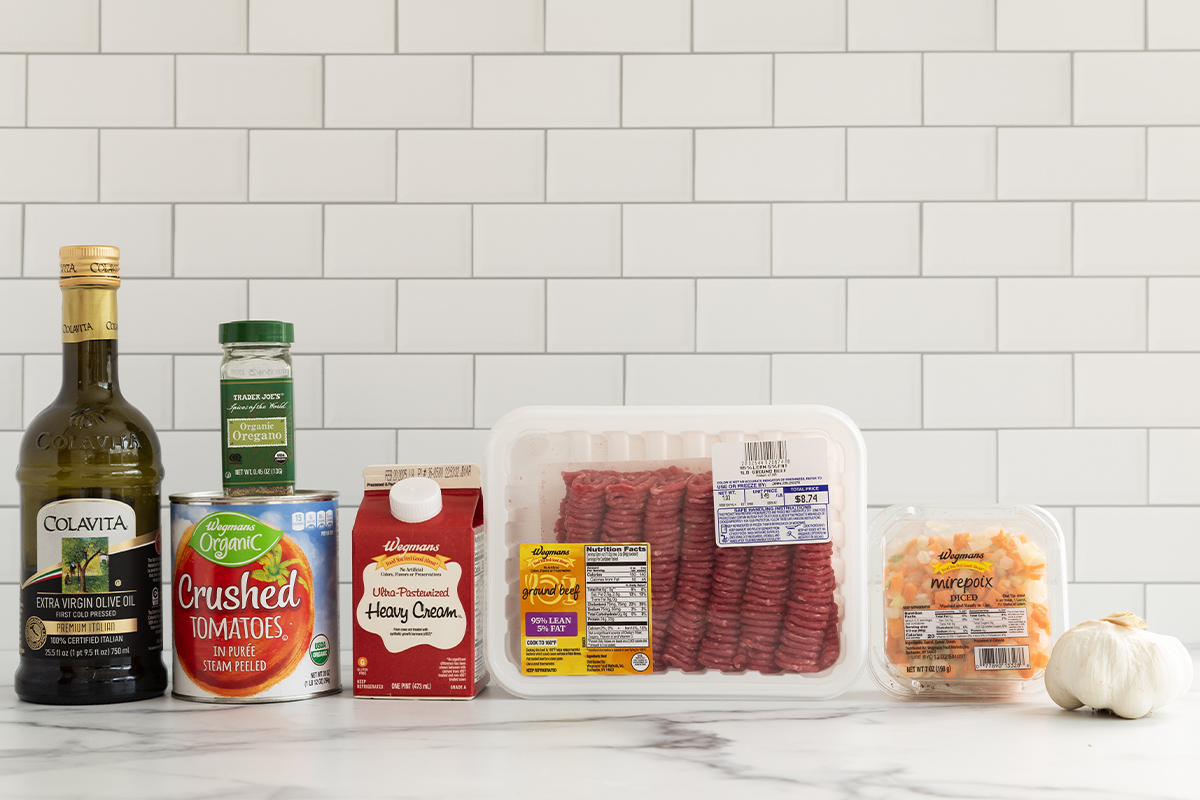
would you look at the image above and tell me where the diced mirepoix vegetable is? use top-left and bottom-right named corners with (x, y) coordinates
top-left (882, 525), bottom-right (1053, 682)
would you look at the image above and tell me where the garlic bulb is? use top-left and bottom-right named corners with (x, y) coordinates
top-left (1045, 612), bottom-right (1193, 719)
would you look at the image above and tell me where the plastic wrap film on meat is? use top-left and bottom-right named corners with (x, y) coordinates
top-left (551, 465), bottom-right (841, 675)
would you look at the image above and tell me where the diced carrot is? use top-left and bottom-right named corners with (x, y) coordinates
top-left (953, 532), bottom-right (970, 550)
top-left (902, 583), bottom-right (917, 603)
top-left (1030, 602), bottom-right (1050, 630)
top-left (888, 571), bottom-right (904, 593)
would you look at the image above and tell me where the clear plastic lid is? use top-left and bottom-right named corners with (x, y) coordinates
top-left (483, 405), bottom-right (867, 699)
top-left (868, 504), bottom-right (1068, 700)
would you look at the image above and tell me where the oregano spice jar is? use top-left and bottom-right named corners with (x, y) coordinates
top-left (219, 320), bottom-right (295, 497)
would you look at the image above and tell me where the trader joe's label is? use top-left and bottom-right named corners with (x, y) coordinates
top-left (220, 378), bottom-right (295, 491)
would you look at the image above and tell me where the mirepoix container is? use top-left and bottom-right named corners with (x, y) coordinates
top-left (483, 405), bottom-right (867, 699)
top-left (868, 504), bottom-right (1068, 700)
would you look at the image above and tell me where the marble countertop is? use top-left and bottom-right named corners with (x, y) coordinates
top-left (1, 650), bottom-right (1195, 800)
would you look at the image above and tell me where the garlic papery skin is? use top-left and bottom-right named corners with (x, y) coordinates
top-left (1045, 612), bottom-right (1194, 720)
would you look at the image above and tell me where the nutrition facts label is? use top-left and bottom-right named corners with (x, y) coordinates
top-left (584, 544), bottom-right (650, 649)
top-left (904, 607), bottom-right (1028, 641)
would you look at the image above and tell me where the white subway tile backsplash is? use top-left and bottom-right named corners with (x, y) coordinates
top-left (773, 203), bottom-right (920, 277)
top-left (120, 280), bottom-right (246, 354)
top-left (100, 130), bottom-right (246, 202)
top-left (23, 204), bottom-right (171, 279)
top-left (1, 280), bottom-right (61, 354)
top-left (1145, 585), bottom-right (1200, 644)
top-left (848, 0), bottom-right (995, 52)
top-left (997, 0), bottom-right (1144, 51)
top-left (999, 128), bottom-right (1145, 200)
top-left (866, 430), bottom-right (998, 505)
top-left (473, 205), bottom-right (620, 278)
top-left (1148, 128), bottom-right (1200, 200)
top-left (0, 0), bottom-right (99, 53)
top-left (925, 54), bottom-right (1071, 126)
top-left (626, 355), bottom-right (771, 406)
top-left (325, 205), bottom-right (472, 278)
top-left (547, 279), bottom-right (694, 353)
top-left (925, 355), bottom-right (1073, 428)
top-left (0, 431), bottom-right (18, 504)
top-left (474, 355), bottom-right (624, 427)
top-left (0, 205), bottom-right (18, 277)
top-left (848, 278), bottom-right (996, 352)
top-left (848, 128), bottom-right (996, 201)
top-left (546, 0), bottom-right (690, 53)
top-left (325, 56), bottom-right (471, 129)
top-left (1150, 278), bottom-right (1200, 350)
top-left (696, 278), bottom-right (845, 352)
top-left (291, 355), bottom-right (323, 428)
top-left (1076, 354), bottom-right (1200, 427)
top-left (623, 204), bottom-right (770, 277)
top-left (1076, 54), bottom-right (1200, 125)
top-left (547, 130), bottom-right (692, 202)
top-left (1076, 507), bottom-right (1200, 582)
top-left (999, 278), bottom-right (1147, 351)
top-left (623, 55), bottom-right (773, 128)
top-left (159, 430), bottom-right (222, 498)
top-left (0, 508), bottom-right (16, 580)
top-left (1075, 203), bottom-right (1200, 275)
top-left (0, 356), bottom-right (18, 429)
top-left (172, 354), bottom-right (220, 430)
top-left (693, 0), bottom-right (845, 53)
top-left (1149, 0), bottom-right (1200, 49)
top-left (923, 203), bottom-right (1071, 277)
top-left (324, 355), bottom-right (473, 428)
top-left (249, 279), bottom-right (394, 353)
top-left (1043, 506), bottom-right (1074, 582)
top-left (1149, 429), bottom-right (1200, 504)
top-left (999, 429), bottom-right (1147, 505)
top-left (251, 131), bottom-right (395, 202)
top-left (475, 56), bottom-right (619, 129)
top-left (101, 0), bottom-right (247, 53)
top-left (397, 280), bottom-right (544, 353)
top-left (21, 355), bottom-right (58, 426)
top-left (695, 129), bottom-right (844, 202)
top-left (396, 429), bottom-right (489, 466)
top-left (175, 204), bottom-right (322, 278)
top-left (249, 0), bottom-right (394, 54)
top-left (1069, 584), bottom-right (1145, 627)
top-left (0, 130), bottom-right (97, 202)
top-left (775, 54), bottom-right (921, 127)
top-left (772, 354), bottom-right (923, 429)
top-left (397, 130), bottom-right (543, 203)
top-left (28, 55), bottom-right (172, 127)
top-left (295, 429), bottom-right (396, 506)
top-left (0, 55), bottom-right (25, 125)
top-left (177, 56), bottom-right (321, 128)
top-left (397, 0), bottom-right (542, 54)
top-left (118, 355), bottom-right (173, 430)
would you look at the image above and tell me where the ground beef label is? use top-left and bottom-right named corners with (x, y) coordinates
top-left (712, 438), bottom-right (832, 547)
top-left (520, 543), bottom-right (652, 676)
top-left (171, 494), bottom-right (340, 702)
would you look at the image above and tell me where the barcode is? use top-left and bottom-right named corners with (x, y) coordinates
top-left (743, 440), bottom-right (787, 463)
top-left (974, 645), bottom-right (1031, 671)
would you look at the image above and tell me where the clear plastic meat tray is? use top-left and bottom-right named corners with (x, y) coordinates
top-left (483, 405), bottom-right (867, 699)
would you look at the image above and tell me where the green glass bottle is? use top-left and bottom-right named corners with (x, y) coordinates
top-left (15, 246), bottom-right (168, 704)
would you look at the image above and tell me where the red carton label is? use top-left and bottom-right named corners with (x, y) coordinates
top-left (352, 466), bottom-right (486, 699)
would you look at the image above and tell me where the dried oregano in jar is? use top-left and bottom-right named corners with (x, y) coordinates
top-left (219, 320), bottom-right (295, 497)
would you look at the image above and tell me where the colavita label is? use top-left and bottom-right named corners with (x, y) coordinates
top-left (61, 288), bottom-right (117, 343)
top-left (20, 498), bottom-right (162, 660)
top-left (171, 498), bottom-right (340, 701)
top-left (520, 543), bottom-right (652, 676)
top-left (220, 378), bottom-right (295, 491)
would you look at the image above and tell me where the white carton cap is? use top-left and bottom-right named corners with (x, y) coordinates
top-left (389, 477), bottom-right (442, 523)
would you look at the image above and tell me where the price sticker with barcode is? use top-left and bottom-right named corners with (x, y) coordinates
top-left (710, 437), bottom-right (832, 548)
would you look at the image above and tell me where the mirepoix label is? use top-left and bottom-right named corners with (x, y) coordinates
top-left (20, 498), bottom-right (163, 660)
top-left (220, 378), bottom-right (295, 491)
top-left (520, 543), bottom-right (653, 676)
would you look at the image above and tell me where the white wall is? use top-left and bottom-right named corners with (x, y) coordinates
top-left (3, 0), bottom-right (1199, 646)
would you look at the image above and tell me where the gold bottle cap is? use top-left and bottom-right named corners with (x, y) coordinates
top-left (59, 245), bottom-right (120, 288)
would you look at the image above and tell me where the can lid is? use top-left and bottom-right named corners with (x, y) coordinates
top-left (389, 477), bottom-right (442, 523)
top-left (219, 320), bottom-right (294, 344)
top-left (59, 245), bottom-right (120, 288)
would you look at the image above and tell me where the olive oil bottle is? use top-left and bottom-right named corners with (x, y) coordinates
top-left (15, 246), bottom-right (167, 704)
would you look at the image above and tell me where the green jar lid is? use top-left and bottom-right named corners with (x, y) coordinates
top-left (218, 320), bottom-right (294, 344)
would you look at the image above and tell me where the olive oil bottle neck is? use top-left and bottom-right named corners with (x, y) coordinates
top-left (60, 286), bottom-right (121, 399)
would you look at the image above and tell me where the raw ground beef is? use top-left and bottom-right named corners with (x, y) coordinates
top-left (551, 465), bottom-right (840, 676)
